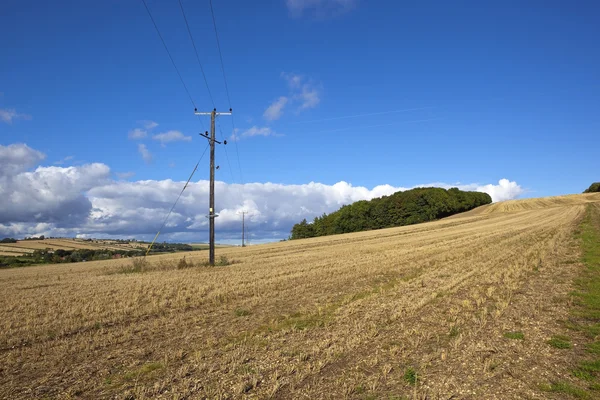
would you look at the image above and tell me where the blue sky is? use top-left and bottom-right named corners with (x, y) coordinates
top-left (1, 0), bottom-right (599, 242)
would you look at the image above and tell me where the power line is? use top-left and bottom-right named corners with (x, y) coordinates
top-left (216, 117), bottom-right (236, 183)
top-left (176, 0), bottom-right (239, 188)
top-left (216, 119), bottom-right (249, 242)
top-left (140, 0), bottom-right (216, 254)
top-left (141, 0), bottom-right (207, 131)
top-left (145, 144), bottom-right (210, 256)
top-left (177, 0), bottom-right (215, 108)
top-left (141, 0), bottom-right (198, 110)
top-left (208, 0), bottom-right (244, 186)
top-left (208, 0), bottom-right (231, 107)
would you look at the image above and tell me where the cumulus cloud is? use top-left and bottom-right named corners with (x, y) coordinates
top-left (152, 130), bottom-right (192, 144)
top-left (0, 108), bottom-right (32, 124)
top-left (263, 96), bottom-right (288, 121)
top-left (0, 143), bottom-right (523, 242)
top-left (0, 143), bottom-right (45, 176)
top-left (416, 179), bottom-right (524, 203)
top-left (0, 147), bottom-right (111, 236)
top-left (286, 0), bottom-right (357, 18)
top-left (138, 144), bottom-right (152, 163)
top-left (474, 179), bottom-right (524, 202)
top-left (0, 161), bottom-right (110, 228)
top-left (80, 180), bottom-right (405, 242)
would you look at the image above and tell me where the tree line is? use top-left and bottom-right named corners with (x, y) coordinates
top-left (290, 187), bottom-right (492, 240)
top-left (584, 182), bottom-right (600, 193)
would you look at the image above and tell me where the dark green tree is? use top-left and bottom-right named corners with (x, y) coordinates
top-left (290, 187), bottom-right (492, 240)
top-left (290, 219), bottom-right (316, 239)
top-left (584, 182), bottom-right (600, 193)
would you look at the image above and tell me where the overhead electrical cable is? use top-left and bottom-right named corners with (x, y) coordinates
top-left (208, 0), bottom-right (245, 186)
top-left (216, 117), bottom-right (236, 183)
top-left (208, 0), bottom-right (232, 107)
top-left (141, 0), bottom-right (206, 131)
top-left (177, 0), bottom-right (215, 108)
top-left (145, 144), bottom-right (210, 256)
top-left (141, 0), bottom-right (197, 110)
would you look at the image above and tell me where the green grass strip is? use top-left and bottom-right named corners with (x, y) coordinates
top-left (543, 204), bottom-right (600, 398)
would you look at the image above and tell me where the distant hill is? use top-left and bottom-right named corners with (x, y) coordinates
top-left (290, 187), bottom-right (492, 239)
top-left (584, 182), bottom-right (600, 193)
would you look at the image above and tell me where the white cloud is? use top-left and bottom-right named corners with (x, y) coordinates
top-left (0, 143), bottom-right (45, 176)
top-left (0, 108), bottom-right (32, 124)
top-left (263, 96), bottom-right (288, 121)
top-left (415, 179), bottom-right (524, 203)
top-left (152, 130), bottom-right (192, 144)
top-left (0, 161), bottom-right (110, 228)
top-left (286, 0), bottom-right (357, 18)
top-left (128, 128), bottom-right (148, 140)
top-left (0, 143), bottom-right (523, 242)
top-left (475, 179), bottom-right (524, 202)
top-left (138, 144), bottom-right (152, 163)
top-left (231, 126), bottom-right (282, 141)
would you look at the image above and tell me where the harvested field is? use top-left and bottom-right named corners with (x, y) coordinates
top-left (0, 239), bottom-right (145, 253)
top-left (0, 245), bottom-right (32, 255)
top-left (451, 192), bottom-right (600, 217)
top-left (190, 243), bottom-right (234, 250)
top-left (41, 239), bottom-right (128, 252)
top-left (0, 251), bottom-right (27, 257)
top-left (1, 241), bottom-right (55, 251)
top-left (1, 193), bottom-right (599, 399)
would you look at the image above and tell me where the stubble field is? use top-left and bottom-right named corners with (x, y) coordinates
top-left (0, 238), bottom-right (148, 256)
top-left (1, 193), bottom-right (599, 399)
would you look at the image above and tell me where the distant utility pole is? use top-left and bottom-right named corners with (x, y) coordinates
top-left (237, 210), bottom-right (249, 247)
top-left (195, 107), bottom-right (232, 265)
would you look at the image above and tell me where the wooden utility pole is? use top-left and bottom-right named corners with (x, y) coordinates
top-left (195, 107), bottom-right (232, 265)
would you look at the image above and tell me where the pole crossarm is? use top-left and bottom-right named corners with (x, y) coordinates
top-left (195, 109), bottom-right (232, 117)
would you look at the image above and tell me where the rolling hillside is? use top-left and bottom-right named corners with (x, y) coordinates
top-left (473, 192), bottom-right (600, 214)
top-left (0, 193), bottom-right (599, 398)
